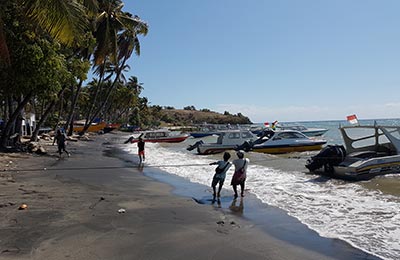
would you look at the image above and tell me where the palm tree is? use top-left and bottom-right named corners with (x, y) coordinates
top-left (126, 76), bottom-right (144, 95)
top-left (25, 0), bottom-right (90, 46)
top-left (93, 0), bottom-right (148, 65)
top-left (81, 1), bottom-right (148, 133)
top-left (1, 0), bottom-right (96, 65)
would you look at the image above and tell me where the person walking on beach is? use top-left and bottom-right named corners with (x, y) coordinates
top-left (209, 152), bottom-right (232, 200)
top-left (138, 137), bottom-right (145, 164)
top-left (231, 150), bottom-right (249, 199)
top-left (53, 129), bottom-right (70, 158)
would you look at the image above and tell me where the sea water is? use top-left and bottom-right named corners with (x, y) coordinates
top-left (122, 119), bottom-right (400, 260)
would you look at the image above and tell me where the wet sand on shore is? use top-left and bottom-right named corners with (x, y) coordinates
top-left (0, 133), bottom-right (379, 259)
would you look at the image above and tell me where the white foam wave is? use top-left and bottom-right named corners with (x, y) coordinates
top-left (123, 142), bottom-right (400, 260)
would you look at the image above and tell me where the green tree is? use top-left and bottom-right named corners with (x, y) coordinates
top-left (81, 1), bottom-right (148, 133)
top-left (0, 2), bottom-right (72, 147)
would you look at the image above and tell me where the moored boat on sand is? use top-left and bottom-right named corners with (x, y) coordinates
top-left (73, 121), bottom-right (107, 133)
top-left (187, 129), bottom-right (257, 155)
top-left (126, 129), bottom-right (189, 143)
top-left (103, 123), bottom-right (121, 133)
top-left (305, 123), bottom-right (400, 181)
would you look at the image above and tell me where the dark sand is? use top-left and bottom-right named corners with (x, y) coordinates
top-left (0, 133), bottom-right (380, 260)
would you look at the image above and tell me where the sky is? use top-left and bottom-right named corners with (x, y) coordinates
top-left (123, 0), bottom-right (400, 123)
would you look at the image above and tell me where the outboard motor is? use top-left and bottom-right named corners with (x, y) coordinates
top-left (235, 141), bottom-right (254, 152)
top-left (257, 128), bottom-right (275, 138)
top-left (236, 129), bottom-right (274, 152)
top-left (305, 145), bottom-right (346, 173)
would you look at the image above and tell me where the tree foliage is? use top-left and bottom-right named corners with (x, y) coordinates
top-left (0, 0), bottom-right (148, 149)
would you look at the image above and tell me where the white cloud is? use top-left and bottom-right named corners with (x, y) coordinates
top-left (214, 103), bottom-right (400, 123)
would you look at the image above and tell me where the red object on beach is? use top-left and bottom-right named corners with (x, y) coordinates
top-left (264, 122), bottom-right (269, 127)
top-left (129, 130), bottom-right (190, 143)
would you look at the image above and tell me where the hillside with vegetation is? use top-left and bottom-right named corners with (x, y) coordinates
top-left (154, 106), bottom-right (252, 126)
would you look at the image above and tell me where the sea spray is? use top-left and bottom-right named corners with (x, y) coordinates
top-left (123, 139), bottom-right (400, 260)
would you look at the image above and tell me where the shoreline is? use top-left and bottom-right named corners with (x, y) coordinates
top-left (0, 132), bottom-right (380, 259)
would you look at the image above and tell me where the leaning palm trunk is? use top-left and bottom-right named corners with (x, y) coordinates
top-left (65, 80), bottom-right (83, 136)
top-left (31, 86), bottom-right (67, 141)
top-left (84, 62), bottom-right (106, 127)
top-left (0, 92), bottom-right (33, 149)
top-left (81, 57), bottom-right (128, 134)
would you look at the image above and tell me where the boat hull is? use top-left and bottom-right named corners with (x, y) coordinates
top-left (190, 132), bottom-right (216, 138)
top-left (73, 122), bottom-right (107, 133)
top-left (331, 156), bottom-right (400, 181)
top-left (252, 143), bottom-right (324, 154)
top-left (131, 136), bottom-right (189, 143)
top-left (302, 129), bottom-right (329, 137)
top-left (197, 145), bottom-right (237, 155)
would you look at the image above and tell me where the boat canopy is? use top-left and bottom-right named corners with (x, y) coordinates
top-left (340, 125), bottom-right (400, 155)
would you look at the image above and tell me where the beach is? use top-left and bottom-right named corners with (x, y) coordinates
top-left (0, 132), bottom-right (379, 259)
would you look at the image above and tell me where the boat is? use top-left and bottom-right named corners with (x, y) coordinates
top-left (189, 124), bottom-right (239, 138)
top-left (275, 124), bottom-right (328, 137)
top-left (126, 129), bottom-right (190, 143)
top-left (237, 129), bottom-right (327, 154)
top-left (187, 129), bottom-right (257, 155)
top-left (305, 124), bottom-right (400, 181)
top-left (103, 123), bottom-right (121, 133)
top-left (189, 125), bottom-right (219, 138)
top-left (73, 120), bottom-right (107, 133)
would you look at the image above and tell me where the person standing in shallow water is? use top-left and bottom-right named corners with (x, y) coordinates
top-left (138, 137), bottom-right (145, 164)
top-left (231, 150), bottom-right (249, 199)
top-left (209, 152), bottom-right (232, 200)
top-left (53, 129), bottom-right (70, 158)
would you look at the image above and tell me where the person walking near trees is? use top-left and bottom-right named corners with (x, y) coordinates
top-left (209, 152), bottom-right (232, 200)
top-left (53, 129), bottom-right (70, 158)
top-left (231, 150), bottom-right (249, 199)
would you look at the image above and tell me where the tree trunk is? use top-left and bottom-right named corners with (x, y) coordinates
top-left (31, 86), bottom-right (68, 141)
top-left (81, 57), bottom-right (128, 134)
top-left (84, 62), bottom-right (106, 127)
top-left (30, 99), bottom-right (55, 142)
top-left (0, 92), bottom-right (32, 149)
top-left (65, 79), bottom-right (83, 136)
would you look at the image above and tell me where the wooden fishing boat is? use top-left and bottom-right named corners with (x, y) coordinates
top-left (73, 121), bottom-right (107, 133)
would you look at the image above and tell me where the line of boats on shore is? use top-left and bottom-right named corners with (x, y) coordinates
top-left (125, 122), bottom-right (400, 182)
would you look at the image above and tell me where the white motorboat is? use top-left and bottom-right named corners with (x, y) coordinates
top-left (240, 129), bottom-right (327, 154)
top-left (187, 129), bottom-right (257, 155)
top-left (275, 124), bottom-right (328, 137)
top-left (306, 123), bottom-right (400, 181)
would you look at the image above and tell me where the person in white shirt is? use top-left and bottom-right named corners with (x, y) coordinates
top-left (230, 150), bottom-right (249, 199)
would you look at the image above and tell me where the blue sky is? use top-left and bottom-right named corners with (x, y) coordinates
top-left (124, 0), bottom-right (400, 123)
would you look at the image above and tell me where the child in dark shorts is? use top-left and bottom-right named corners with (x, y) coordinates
top-left (138, 137), bottom-right (145, 164)
top-left (209, 152), bottom-right (232, 200)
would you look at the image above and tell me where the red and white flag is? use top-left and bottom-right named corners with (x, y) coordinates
top-left (346, 114), bottom-right (358, 124)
